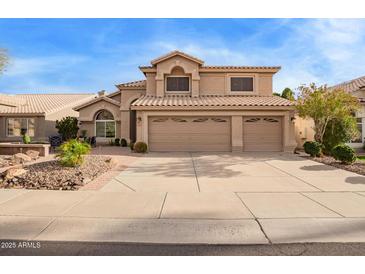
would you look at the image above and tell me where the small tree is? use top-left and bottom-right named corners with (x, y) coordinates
top-left (56, 116), bottom-right (79, 141)
top-left (322, 116), bottom-right (359, 154)
top-left (0, 48), bottom-right (9, 75)
top-left (281, 87), bottom-right (295, 101)
top-left (296, 83), bottom-right (360, 144)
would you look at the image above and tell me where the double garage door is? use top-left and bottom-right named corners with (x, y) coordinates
top-left (148, 116), bottom-right (282, 152)
top-left (148, 116), bottom-right (231, 152)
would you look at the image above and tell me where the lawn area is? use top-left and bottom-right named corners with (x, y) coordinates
top-left (357, 156), bottom-right (365, 161)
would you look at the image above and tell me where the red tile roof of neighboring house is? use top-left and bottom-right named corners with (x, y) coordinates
top-left (0, 93), bottom-right (94, 115)
top-left (331, 75), bottom-right (365, 93)
top-left (131, 95), bottom-right (293, 109)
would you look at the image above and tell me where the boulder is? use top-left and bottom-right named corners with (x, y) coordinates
top-left (5, 168), bottom-right (27, 179)
top-left (12, 153), bottom-right (32, 164)
top-left (26, 150), bottom-right (40, 160)
top-left (0, 158), bottom-right (8, 168)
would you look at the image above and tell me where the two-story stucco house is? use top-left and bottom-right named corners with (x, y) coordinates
top-left (74, 51), bottom-right (297, 152)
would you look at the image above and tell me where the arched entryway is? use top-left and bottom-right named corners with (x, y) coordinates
top-left (95, 110), bottom-right (116, 138)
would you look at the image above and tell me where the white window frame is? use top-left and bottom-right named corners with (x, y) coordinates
top-left (6, 117), bottom-right (35, 137)
top-left (165, 75), bottom-right (191, 94)
top-left (95, 120), bottom-right (116, 138)
top-left (227, 74), bottom-right (258, 94)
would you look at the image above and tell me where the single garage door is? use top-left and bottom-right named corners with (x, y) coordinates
top-left (243, 116), bottom-right (282, 152)
top-left (148, 116), bottom-right (231, 152)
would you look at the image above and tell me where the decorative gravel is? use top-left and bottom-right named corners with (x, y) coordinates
top-left (308, 155), bottom-right (365, 176)
top-left (0, 155), bottom-right (113, 190)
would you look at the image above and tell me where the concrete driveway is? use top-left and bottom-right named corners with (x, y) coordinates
top-left (1, 152), bottom-right (365, 244)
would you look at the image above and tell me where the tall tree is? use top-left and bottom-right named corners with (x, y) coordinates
top-left (296, 83), bottom-right (360, 143)
top-left (281, 87), bottom-right (295, 101)
top-left (0, 48), bottom-right (9, 74)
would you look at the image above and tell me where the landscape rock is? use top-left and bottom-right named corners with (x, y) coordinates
top-left (12, 153), bottom-right (32, 164)
top-left (0, 155), bottom-right (112, 190)
top-left (25, 150), bottom-right (40, 160)
top-left (0, 158), bottom-right (7, 168)
top-left (5, 168), bottom-right (27, 179)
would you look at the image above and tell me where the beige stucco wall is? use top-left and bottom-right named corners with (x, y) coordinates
top-left (78, 100), bottom-right (121, 122)
top-left (199, 73), bottom-right (226, 95)
top-left (109, 93), bottom-right (121, 102)
top-left (146, 73), bottom-right (156, 96)
top-left (294, 116), bottom-right (315, 148)
top-left (120, 89), bottom-right (145, 110)
top-left (257, 74), bottom-right (273, 96)
top-left (146, 56), bottom-right (275, 97)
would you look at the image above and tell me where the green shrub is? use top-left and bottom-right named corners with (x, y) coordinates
top-left (56, 139), bottom-right (91, 167)
top-left (56, 116), bottom-right (79, 141)
top-left (121, 138), bottom-right (127, 147)
top-left (22, 134), bottom-right (31, 144)
top-left (303, 141), bottom-right (322, 157)
top-left (115, 138), bottom-right (120, 146)
top-left (109, 139), bottom-right (114, 146)
top-left (322, 116), bottom-right (359, 155)
top-left (133, 141), bottom-right (148, 153)
top-left (129, 142), bottom-right (135, 151)
top-left (332, 144), bottom-right (356, 164)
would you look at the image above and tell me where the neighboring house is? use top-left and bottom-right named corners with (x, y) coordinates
top-left (74, 50), bottom-right (297, 152)
top-left (0, 93), bottom-right (94, 142)
top-left (295, 75), bottom-right (365, 148)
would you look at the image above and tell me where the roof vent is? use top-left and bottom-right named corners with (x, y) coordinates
top-left (98, 90), bottom-right (106, 97)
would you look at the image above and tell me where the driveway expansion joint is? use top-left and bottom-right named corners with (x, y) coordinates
top-left (264, 161), bottom-right (324, 192)
top-left (113, 177), bottom-right (136, 192)
top-left (234, 192), bottom-right (272, 244)
top-left (299, 192), bottom-right (345, 218)
top-left (158, 192), bottom-right (168, 219)
top-left (190, 152), bottom-right (201, 192)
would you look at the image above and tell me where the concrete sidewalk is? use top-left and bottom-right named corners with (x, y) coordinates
top-left (1, 152), bottom-right (365, 244)
top-left (1, 189), bottom-right (365, 244)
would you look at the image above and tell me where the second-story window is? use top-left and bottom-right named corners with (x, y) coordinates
top-left (166, 76), bottom-right (190, 92)
top-left (231, 77), bottom-right (254, 92)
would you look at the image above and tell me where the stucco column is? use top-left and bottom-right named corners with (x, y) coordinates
top-left (191, 79), bottom-right (200, 97)
top-left (231, 116), bottom-right (243, 152)
top-left (120, 110), bottom-right (130, 141)
top-left (283, 112), bottom-right (296, 152)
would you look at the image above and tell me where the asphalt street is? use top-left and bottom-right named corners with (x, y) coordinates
top-left (0, 240), bottom-right (365, 256)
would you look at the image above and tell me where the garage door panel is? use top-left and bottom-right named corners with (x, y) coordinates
top-left (149, 116), bottom-right (231, 152)
top-left (243, 116), bottom-right (282, 152)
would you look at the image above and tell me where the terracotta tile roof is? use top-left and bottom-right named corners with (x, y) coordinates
top-left (150, 50), bottom-right (204, 65)
top-left (0, 93), bottom-right (94, 115)
top-left (201, 65), bottom-right (281, 70)
top-left (139, 65), bottom-right (281, 70)
top-left (116, 80), bottom-right (146, 88)
top-left (331, 75), bottom-right (365, 93)
top-left (73, 96), bottom-right (120, 111)
top-left (131, 95), bottom-right (293, 109)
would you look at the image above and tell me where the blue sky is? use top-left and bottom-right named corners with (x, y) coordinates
top-left (0, 18), bottom-right (364, 94)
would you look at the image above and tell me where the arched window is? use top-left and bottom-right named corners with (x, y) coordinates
top-left (95, 110), bottom-right (115, 138)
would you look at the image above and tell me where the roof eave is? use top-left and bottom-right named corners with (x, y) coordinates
top-left (131, 105), bottom-right (294, 111)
